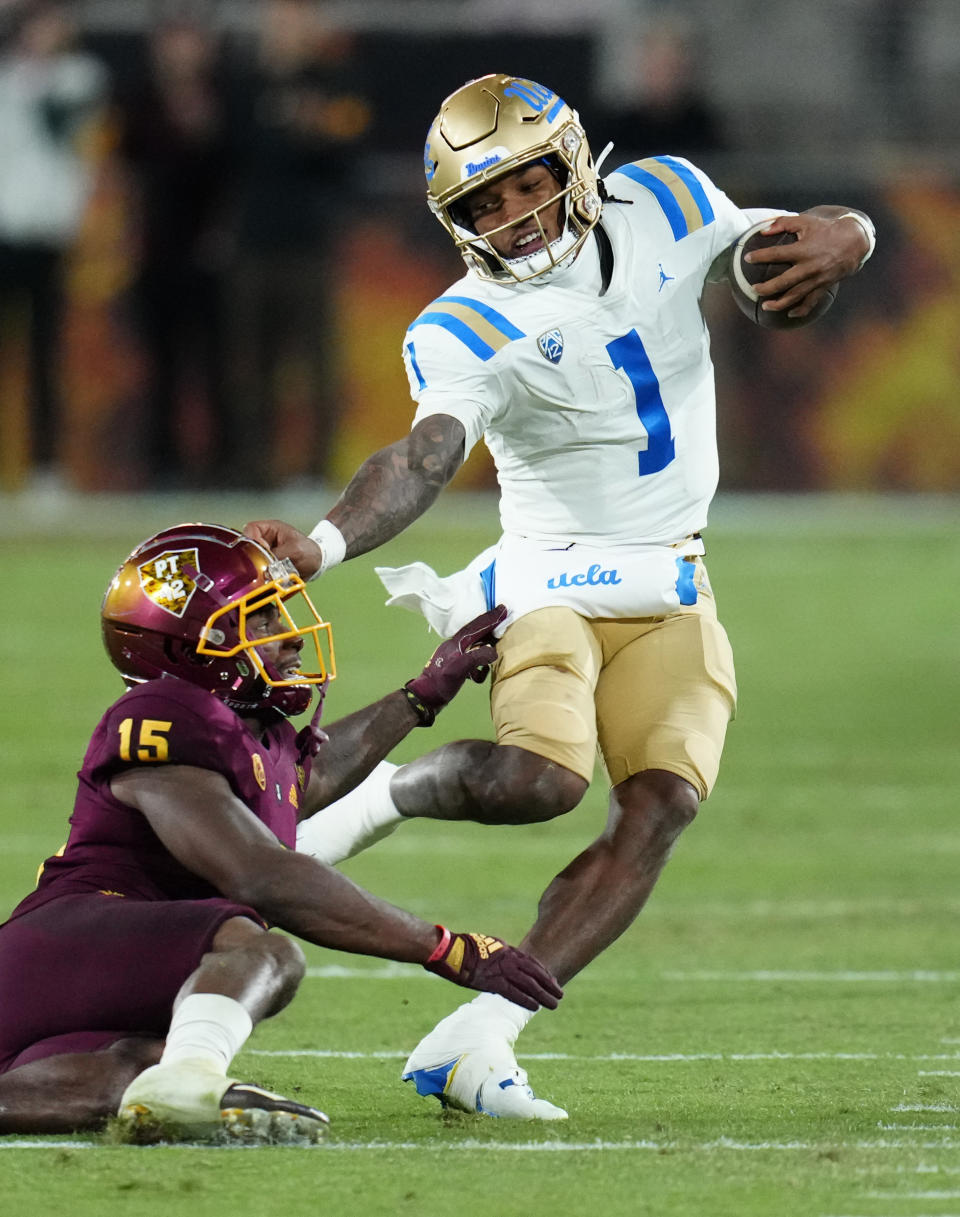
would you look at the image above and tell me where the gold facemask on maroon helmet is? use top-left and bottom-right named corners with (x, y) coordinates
top-left (101, 523), bottom-right (335, 717)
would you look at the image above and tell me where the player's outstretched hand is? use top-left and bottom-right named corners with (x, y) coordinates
top-left (424, 927), bottom-right (563, 1011)
top-left (244, 519), bottom-right (322, 580)
top-left (404, 605), bottom-right (508, 718)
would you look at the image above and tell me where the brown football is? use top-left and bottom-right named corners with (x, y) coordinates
top-left (729, 220), bottom-right (838, 329)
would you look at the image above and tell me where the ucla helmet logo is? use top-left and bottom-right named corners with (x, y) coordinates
top-left (423, 139), bottom-right (437, 182)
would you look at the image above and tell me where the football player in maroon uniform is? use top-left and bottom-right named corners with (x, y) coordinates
top-left (0, 523), bottom-right (561, 1143)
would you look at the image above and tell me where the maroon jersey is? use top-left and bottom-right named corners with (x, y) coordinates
top-left (10, 679), bottom-right (313, 916)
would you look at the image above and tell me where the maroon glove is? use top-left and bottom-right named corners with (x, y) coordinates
top-left (403, 604), bottom-right (508, 726)
top-left (424, 926), bottom-right (563, 1012)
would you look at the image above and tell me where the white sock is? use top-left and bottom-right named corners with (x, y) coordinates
top-left (160, 993), bottom-right (254, 1072)
top-left (296, 760), bottom-right (404, 865)
top-left (456, 991), bottom-right (537, 1047)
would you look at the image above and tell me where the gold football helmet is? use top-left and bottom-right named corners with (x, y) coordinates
top-left (424, 74), bottom-right (603, 283)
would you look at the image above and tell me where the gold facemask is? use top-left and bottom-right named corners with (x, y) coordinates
top-left (197, 560), bottom-right (336, 690)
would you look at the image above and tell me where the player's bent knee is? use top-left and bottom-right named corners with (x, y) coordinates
top-left (479, 745), bottom-right (588, 824)
top-left (210, 914), bottom-right (272, 953)
top-left (211, 917), bottom-right (305, 995)
top-left (263, 932), bottom-right (307, 988)
top-left (616, 769), bottom-right (700, 851)
top-left (663, 781), bottom-right (699, 835)
top-left (649, 769), bottom-right (700, 826)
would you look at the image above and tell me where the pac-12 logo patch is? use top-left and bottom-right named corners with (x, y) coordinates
top-left (537, 329), bottom-right (564, 364)
top-left (138, 548), bottom-right (199, 618)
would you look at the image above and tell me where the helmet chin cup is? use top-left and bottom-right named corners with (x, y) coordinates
top-left (424, 74), bottom-right (603, 283)
top-left (102, 523), bottom-right (335, 718)
top-left (466, 220), bottom-right (581, 285)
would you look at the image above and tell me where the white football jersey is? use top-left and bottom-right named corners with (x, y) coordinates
top-left (402, 156), bottom-right (783, 546)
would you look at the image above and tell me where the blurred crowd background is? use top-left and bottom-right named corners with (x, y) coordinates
top-left (0, 0), bottom-right (957, 499)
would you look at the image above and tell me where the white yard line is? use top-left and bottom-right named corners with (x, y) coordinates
top-left (869, 1192), bottom-right (960, 1199)
top-left (305, 964), bottom-right (416, 979)
top-left (891, 1104), bottom-right (959, 1112)
top-left (662, 971), bottom-right (960, 982)
top-left (303, 966), bottom-right (960, 982)
top-left (878, 1123), bottom-right (960, 1132)
top-left (4, 1136), bottom-right (960, 1152)
top-left (247, 1048), bottom-right (960, 1063)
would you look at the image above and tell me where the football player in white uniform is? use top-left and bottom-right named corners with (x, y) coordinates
top-left (247, 74), bottom-right (875, 1119)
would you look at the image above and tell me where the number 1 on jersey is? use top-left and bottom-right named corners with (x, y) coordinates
top-left (606, 330), bottom-right (675, 476)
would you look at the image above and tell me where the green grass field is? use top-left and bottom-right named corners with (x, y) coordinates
top-left (1, 492), bottom-right (959, 1217)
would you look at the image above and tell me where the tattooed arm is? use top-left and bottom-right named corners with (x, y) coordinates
top-left (331, 414), bottom-right (466, 556)
top-left (245, 415), bottom-right (466, 578)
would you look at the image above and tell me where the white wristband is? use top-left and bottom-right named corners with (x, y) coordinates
top-left (839, 211), bottom-right (876, 270)
top-left (307, 519), bottom-right (347, 579)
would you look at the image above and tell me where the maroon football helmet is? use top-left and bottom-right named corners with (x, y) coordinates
top-left (101, 523), bottom-right (335, 717)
